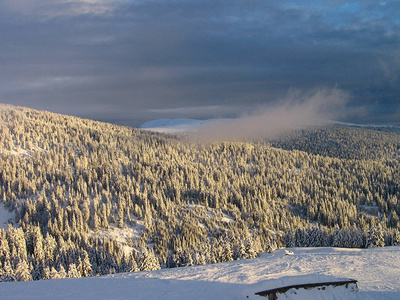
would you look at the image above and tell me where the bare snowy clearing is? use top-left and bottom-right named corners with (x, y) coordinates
top-left (186, 204), bottom-right (235, 224)
top-left (1, 247), bottom-right (399, 299)
top-left (0, 204), bottom-right (14, 229)
top-left (0, 145), bottom-right (44, 157)
top-left (88, 221), bottom-right (145, 256)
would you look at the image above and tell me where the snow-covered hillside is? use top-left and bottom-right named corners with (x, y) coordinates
top-left (2, 247), bottom-right (399, 299)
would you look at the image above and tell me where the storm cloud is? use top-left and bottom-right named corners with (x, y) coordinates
top-left (1, 0), bottom-right (399, 125)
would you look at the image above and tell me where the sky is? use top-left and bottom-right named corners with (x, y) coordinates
top-left (1, 0), bottom-right (399, 127)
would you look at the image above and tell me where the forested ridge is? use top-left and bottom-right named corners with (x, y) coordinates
top-left (0, 104), bottom-right (399, 282)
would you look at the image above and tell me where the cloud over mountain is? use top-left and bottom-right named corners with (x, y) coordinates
top-left (194, 88), bottom-right (349, 141)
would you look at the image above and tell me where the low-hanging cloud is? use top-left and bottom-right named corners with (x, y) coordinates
top-left (192, 88), bottom-right (350, 142)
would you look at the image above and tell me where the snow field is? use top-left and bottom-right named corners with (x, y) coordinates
top-left (1, 246), bottom-right (399, 299)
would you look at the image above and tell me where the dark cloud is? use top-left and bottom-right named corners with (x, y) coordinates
top-left (1, 0), bottom-right (399, 126)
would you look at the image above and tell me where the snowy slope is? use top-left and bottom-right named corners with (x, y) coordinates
top-left (2, 247), bottom-right (400, 299)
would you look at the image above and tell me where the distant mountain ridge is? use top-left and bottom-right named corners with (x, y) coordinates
top-left (139, 118), bottom-right (211, 132)
top-left (139, 118), bottom-right (400, 133)
top-left (139, 118), bottom-right (234, 133)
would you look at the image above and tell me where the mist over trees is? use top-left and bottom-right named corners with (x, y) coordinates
top-left (0, 105), bottom-right (399, 281)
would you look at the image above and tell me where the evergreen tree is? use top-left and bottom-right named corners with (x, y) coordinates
top-left (392, 230), bottom-right (400, 246)
top-left (285, 231), bottom-right (295, 248)
top-left (58, 264), bottom-right (67, 279)
top-left (15, 260), bottom-right (32, 281)
top-left (80, 251), bottom-right (92, 277)
top-left (68, 263), bottom-right (81, 278)
top-left (366, 225), bottom-right (385, 248)
top-left (139, 249), bottom-right (161, 271)
top-left (1, 259), bottom-right (15, 282)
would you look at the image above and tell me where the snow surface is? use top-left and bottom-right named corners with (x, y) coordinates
top-left (88, 221), bottom-right (144, 256)
top-left (2, 247), bottom-right (400, 299)
top-left (0, 203), bottom-right (15, 229)
top-left (0, 145), bottom-right (43, 157)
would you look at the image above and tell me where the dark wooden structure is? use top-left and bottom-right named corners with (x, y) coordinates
top-left (255, 279), bottom-right (358, 299)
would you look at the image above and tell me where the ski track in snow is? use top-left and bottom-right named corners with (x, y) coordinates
top-left (1, 247), bottom-right (400, 299)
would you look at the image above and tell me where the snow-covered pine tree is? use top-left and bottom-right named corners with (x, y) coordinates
top-left (221, 242), bottom-right (233, 262)
top-left (49, 267), bottom-right (61, 279)
top-left (139, 248), bottom-right (161, 271)
top-left (80, 251), bottom-right (92, 277)
top-left (285, 230), bottom-right (295, 248)
top-left (58, 264), bottom-right (67, 278)
top-left (15, 259), bottom-right (32, 281)
top-left (1, 259), bottom-right (15, 282)
top-left (392, 230), bottom-right (400, 246)
top-left (366, 224), bottom-right (385, 248)
top-left (129, 254), bottom-right (139, 272)
top-left (67, 263), bottom-right (81, 278)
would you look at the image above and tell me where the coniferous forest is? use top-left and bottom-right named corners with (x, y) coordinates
top-left (0, 104), bottom-right (399, 282)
